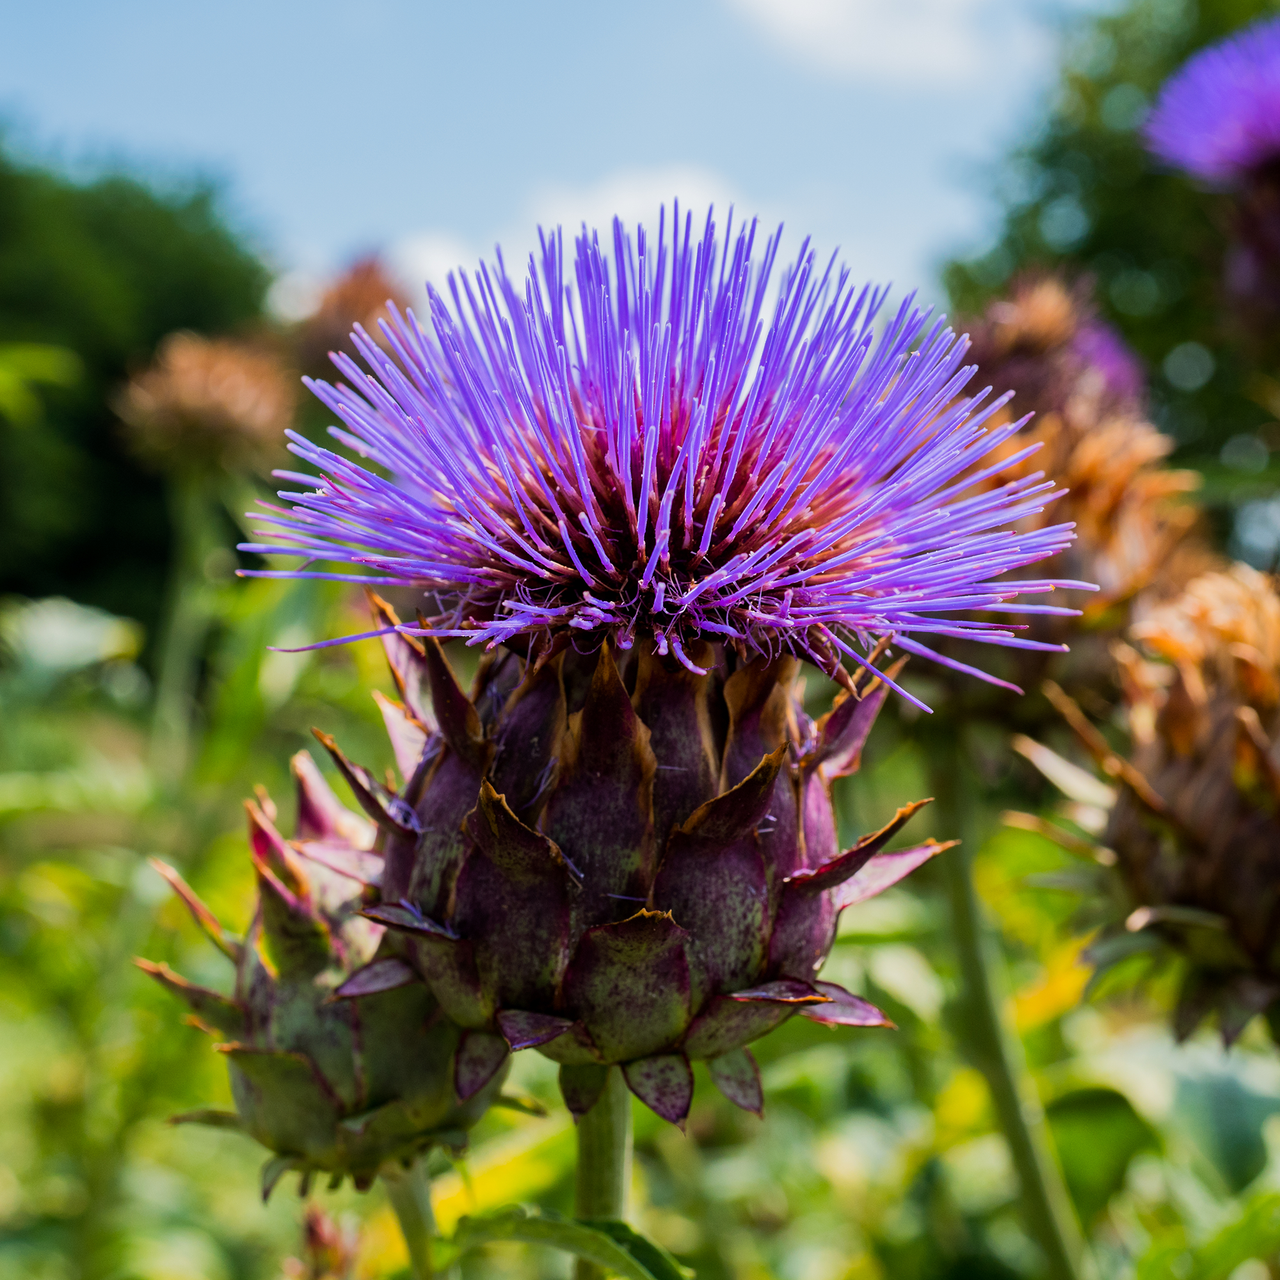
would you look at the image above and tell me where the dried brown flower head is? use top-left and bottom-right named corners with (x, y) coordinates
top-left (1027, 565), bottom-right (1280, 1042)
top-left (117, 331), bottom-right (295, 472)
top-left (295, 256), bottom-right (411, 377)
top-left (964, 272), bottom-right (1202, 620)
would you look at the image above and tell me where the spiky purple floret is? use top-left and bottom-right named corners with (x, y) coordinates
top-left (244, 210), bottom-right (1085, 697)
top-left (1143, 17), bottom-right (1280, 183)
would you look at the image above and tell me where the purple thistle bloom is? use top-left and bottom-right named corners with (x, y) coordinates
top-left (245, 210), bottom-right (1085, 705)
top-left (1072, 319), bottom-right (1147, 408)
top-left (1143, 17), bottom-right (1280, 184)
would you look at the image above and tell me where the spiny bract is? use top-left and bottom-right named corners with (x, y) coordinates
top-left (308, 594), bottom-right (954, 1128)
top-left (139, 754), bottom-right (505, 1199)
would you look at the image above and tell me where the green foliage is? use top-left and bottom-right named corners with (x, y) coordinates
top-left (450, 1209), bottom-right (690, 1279)
top-left (1044, 1087), bottom-right (1160, 1226)
top-left (943, 0), bottom-right (1280, 460)
top-left (0, 143), bottom-right (269, 642)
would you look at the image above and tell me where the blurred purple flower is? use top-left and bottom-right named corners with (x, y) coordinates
top-left (245, 210), bottom-right (1085, 703)
top-left (1072, 319), bottom-right (1146, 407)
top-left (1143, 17), bottom-right (1280, 184)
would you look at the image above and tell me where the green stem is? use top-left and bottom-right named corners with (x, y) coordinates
top-left (930, 744), bottom-right (1088, 1280)
top-left (149, 472), bottom-right (219, 783)
top-left (382, 1160), bottom-right (437, 1280)
top-left (574, 1067), bottom-right (633, 1280)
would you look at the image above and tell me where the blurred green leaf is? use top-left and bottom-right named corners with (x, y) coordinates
top-left (452, 1207), bottom-right (690, 1279)
top-left (1044, 1087), bottom-right (1159, 1225)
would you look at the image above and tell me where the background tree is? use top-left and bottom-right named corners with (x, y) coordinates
top-left (0, 142), bottom-right (270, 651)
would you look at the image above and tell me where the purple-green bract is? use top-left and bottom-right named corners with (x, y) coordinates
top-left (308, 598), bottom-right (956, 1128)
top-left (139, 758), bottom-right (505, 1198)
top-left (245, 210), bottom-right (1084, 707)
top-left (1143, 17), bottom-right (1280, 183)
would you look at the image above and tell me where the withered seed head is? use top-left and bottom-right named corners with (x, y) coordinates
top-left (1030, 565), bottom-right (1280, 1043)
top-left (117, 330), bottom-right (296, 473)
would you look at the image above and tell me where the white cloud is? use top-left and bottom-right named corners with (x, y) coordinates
top-left (527, 164), bottom-right (746, 238)
top-left (723, 0), bottom-right (1040, 85)
top-left (388, 165), bottom-right (763, 297)
top-left (387, 230), bottom-right (477, 297)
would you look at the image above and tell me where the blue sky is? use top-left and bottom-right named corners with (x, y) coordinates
top-left (1, 0), bottom-right (1099, 314)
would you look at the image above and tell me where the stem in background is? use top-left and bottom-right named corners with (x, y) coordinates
top-left (149, 472), bottom-right (218, 783)
top-left (573, 1067), bottom-right (633, 1280)
top-left (382, 1160), bottom-right (437, 1280)
top-left (929, 742), bottom-right (1088, 1280)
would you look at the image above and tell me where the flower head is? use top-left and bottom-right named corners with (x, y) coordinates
top-left (246, 211), bottom-right (1083, 703)
top-left (1028, 566), bottom-right (1280, 1043)
top-left (1143, 17), bottom-right (1280, 184)
top-left (295, 256), bottom-right (412, 378)
top-left (118, 330), bottom-right (295, 472)
top-left (962, 273), bottom-right (1198, 614)
top-left (139, 754), bottom-right (504, 1196)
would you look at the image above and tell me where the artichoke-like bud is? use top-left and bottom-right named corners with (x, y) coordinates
top-left (963, 273), bottom-right (1201, 618)
top-left (314, 596), bottom-right (952, 1129)
top-left (116, 330), bottom-right (296, 472)
top-left (139, 753), bottom-right (505, 1198)
top-left (1023, 565), bottom-right (1280, 1042)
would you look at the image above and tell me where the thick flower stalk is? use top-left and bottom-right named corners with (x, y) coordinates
top-left (1026, 565), bottom-right (1280, 1042)
top-left (118, 331), bottom-right (300, 781)
top-left (234, 211), bottom-right (1087, 1129)
top-left (139, 751), bottom-right (504, 1198)
top-left (1144, 17), bottom-right (1280, 328)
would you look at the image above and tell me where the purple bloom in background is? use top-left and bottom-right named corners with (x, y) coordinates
top-left (1072, 319), bottom-right (1147, 407)
top-left (246, 210), bottom-right (1084, 704)
top-left (1143, 17), bottom-right (1280, 184)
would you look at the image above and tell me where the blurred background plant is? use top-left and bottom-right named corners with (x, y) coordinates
top-left (8, 0), bottom-right (1280, 1277)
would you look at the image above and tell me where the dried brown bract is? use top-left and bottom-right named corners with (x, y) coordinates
top-left (964, 272), bottom-right (1202, 620)
top-left (1027, 566), bottom-right (1280, 1042)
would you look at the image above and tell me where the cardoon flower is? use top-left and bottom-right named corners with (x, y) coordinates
top-left (1143, 18), bottom-right (1280, 185)
top-left (248, 214), bottom-right (1079, 691)
top-left (139, 753), bottom-right (505, 1197)
top-left (963, 273), bottom-right (1198, 619)
top-left (117, 331), bottom-right (296, 472)
top-left (240, 211), bottom-right (1084, 1127)
top-left (1144, 18), bottom-right (1280, 324)
top-left (1026, 566), bottom-right (1280, 1043)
